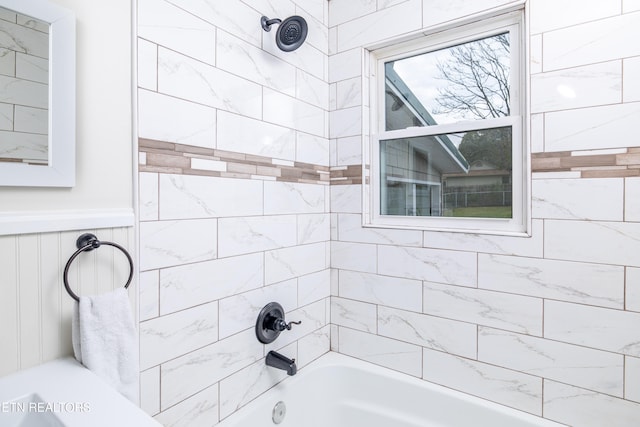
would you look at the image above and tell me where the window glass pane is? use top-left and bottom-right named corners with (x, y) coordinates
top-left (380, 126), bottom-right (512, 218)
top-left (385, 32), bottom-right (510, 131)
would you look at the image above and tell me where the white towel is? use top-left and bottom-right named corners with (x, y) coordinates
top-left (72, 288), bottom-right (139, 404)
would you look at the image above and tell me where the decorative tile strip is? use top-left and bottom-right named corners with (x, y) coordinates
top-left (532, 147), bottom-right (640, 178)
top-left (139, 138), bottom-right (330, 185)
top-left (330, 165), bottom-right (363, 185)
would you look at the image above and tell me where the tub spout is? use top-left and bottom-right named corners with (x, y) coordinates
top-left (265, 350), bottom-right (297, 376)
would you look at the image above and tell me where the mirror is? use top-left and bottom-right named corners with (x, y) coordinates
top-left (0, 0), bottom-right (74, 187)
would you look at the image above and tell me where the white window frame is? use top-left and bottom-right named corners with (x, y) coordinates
top-left (366, 11), bottom-right (529, 236)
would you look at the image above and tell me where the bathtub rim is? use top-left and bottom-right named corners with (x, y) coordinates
top-left (216, 350), bottom-right (565, 427)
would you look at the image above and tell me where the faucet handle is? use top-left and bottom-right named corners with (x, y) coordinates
top-left (273, 318), bottom-right (302, 331)
top-left (284, 320), bottom-right (301, 330)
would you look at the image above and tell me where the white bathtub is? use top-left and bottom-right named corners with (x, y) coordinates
top-left (218, 352), bottom-right (563, 427)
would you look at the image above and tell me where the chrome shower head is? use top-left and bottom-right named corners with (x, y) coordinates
top-left (261, 15), bottom-right (308, 52)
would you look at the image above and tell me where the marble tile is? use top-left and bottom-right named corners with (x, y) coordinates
top-left (296, 132), bottom-right (330, 166)
top-left (337, 327), bottom-right (422, 377)
top-left (625, 0), bottom-right (640, 12)
top-left (263, 88), bottom-right (326, 137)
top-left (422, 0), bottom-right (519, 29)
top-left (529, 0), bottom-right (620, 34)
top-left (530, 113), bottom-right (544, 155)
top-left (624, 56), bottom-right (640, 102)
top-left (628, 267), bottom-right (640, 312)
top-left (297, 213), bottom-right (330, 245)
top-left (338, 213), bottom-right (422, 246)
top-left (298, 269), bottom-right (331, 306)
top-left (217, 110), bottom-right (296, 161)
top-left (264, 299), bottom-right (327, 352)
top-left (217, 29), bottom-right (296, 96)
top-left (331, 241), bottom-right (377, 273)
top-left (265, 242), bottom-right (328, 284)
top-left (297, 68), bottom-right (330, 110)
top-left (330, 184), bottom-right (362, 213)
top-left (140, 301), bottom-right (219, 370)
top-left (158, 47), bottom-right (262, 119)
top-left (422, 220), bottom-right (544, 258)
top-left (338, 269), bottom-right (422, 312)
top-left (627, 356), bottom-right (640, 403)
top-left (533, 178), bottom-right (624, 221)
top-left (138, 0), bottom-right (216, 65)
top-left (545, 103), bottom-right (640, 152)
top-left (336, 0), bottom-right (422, 52)
top-left (331, 296), bottom-right (377, 333)
top-left (297, 325), bottom-right (330, 367)
top-left (218, 215), bottom-right (297, 258)
top-left (166, 0), bottom-right (263, 47)
top-left (543, 13), bottom-right (640, 72)
top-left (329, 106), bottom-right (362, 139)
top-left (160, 253), bottom-right (263, 315)
top-left (262, 27), bottom-right (327, 81)
top-left (297, 9), bottom-right (329, 55)
top-left (219, 343), bottom-right (296, 419)
top-left (545, 300), bottom-right (640, 357)
top-left (137, 39), bottom-right (157, 91)
top-left (544, 220), bottom-right (640, 267)
top-left (378, 306), bottom-right (477, 358)
top-left (530, 34), bottom-right (542, 75)
top-left (544, 380), bottom-right (640, 427)
top-left (424, 282), bottom-right (542, 335)
top-left (423, 349), bottom-right (542, 415)
top-left (530, 61), bottom-right (621, 114)
top-left (159, 175), bottom-right (263, 220)
top-left (335, 76), bottom-right (362, 109)
top-left (139, 219), bottom-right (217, 270)
top-left (627, 178), bottom-right (640, 222)
top-left (296, 0), bottom-right (326, 25)
top-left (139, 270), bottom-right (159, 321)
top-left (138, 172), bottom-right (158, 221)
top-left (479, 327), bottom-right (623, 396)
top-left (218, 280), bottom-right (298, 339)
top-left (329, 48), bottom-right (362, 83)
top-left (335, 135), bottom-right (363, 166)
top-left (154, 385), bottom-right (218, 427)
top-left (138, 89), bottom-right (217, 149)
top-left (160, 329), bottom-right (263, 409)
top-left (140, 367), bottom-right (160, 416)
top-left (479, 254), bottom-right (625, 309)
top-left (264, 181), bottom-right (326, 215)
top-left (378, 245), bottom-right (477, 287)
top-left (329, 0), bottom-right (376, 27)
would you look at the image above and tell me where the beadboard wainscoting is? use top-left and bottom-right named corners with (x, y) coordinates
top-left (0, 227), bottom-right (135, 377)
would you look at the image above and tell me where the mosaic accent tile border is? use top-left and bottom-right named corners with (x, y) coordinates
top-left (139, 139), bottom-right (330, 185)
top-left (532, 147), bottom-right (640, 178)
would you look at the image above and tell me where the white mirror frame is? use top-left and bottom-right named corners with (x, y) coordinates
top-left (0, 0), bottom-right (75, 187)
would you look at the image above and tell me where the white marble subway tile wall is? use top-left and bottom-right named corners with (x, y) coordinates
top-left (137, 0), bottom-right (331, 425)
top-left (329, 1), bottom-right (640, 427)
top-left (136, 0), bottom-right (640, 425)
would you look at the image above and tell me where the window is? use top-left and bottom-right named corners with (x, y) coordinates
top-left (368, 12), bottom-right (527, 234)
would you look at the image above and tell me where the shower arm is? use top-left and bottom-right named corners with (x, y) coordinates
top-left (261, 16), bottom-right (282, 32)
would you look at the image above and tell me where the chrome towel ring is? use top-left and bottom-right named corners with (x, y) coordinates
top-left (63, 233), bottom-right (134, 302)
